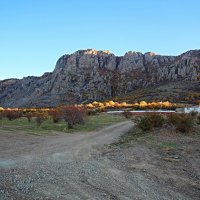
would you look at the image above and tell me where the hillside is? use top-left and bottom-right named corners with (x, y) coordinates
top-left (0, 49), bottom-right (200, 108)
top-left (112, 80), bottom-right (200, 104)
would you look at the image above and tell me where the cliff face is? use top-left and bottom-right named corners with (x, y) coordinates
top-left (0, 49), bottom-right (200, 107)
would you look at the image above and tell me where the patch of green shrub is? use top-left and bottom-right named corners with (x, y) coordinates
top-left (34, 113), bottom-right (47, 127)
top-left (137, 114), bottom-right (165, 131)
top-left (150, 114), bottom-right (165, 127)
top-left (197, 115), bottom-right (200, 125)
top-left (190, 111), bottom-right (198, 119)
top-left (123, 111), bottom-right (132, 119)
top-left (0, 112), bottom-right (3, 120)
top-left (168, 113), bottom-right (194, 133)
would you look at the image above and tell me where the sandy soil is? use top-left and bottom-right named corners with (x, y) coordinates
top-left (0, 121), bottom-right (199, 200)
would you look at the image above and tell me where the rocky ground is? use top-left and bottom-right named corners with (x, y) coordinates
top-left (0, 121), bottom-right (200, 200)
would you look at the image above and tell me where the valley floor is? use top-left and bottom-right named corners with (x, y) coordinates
top-left (0, 121), bottom-right (200, 200)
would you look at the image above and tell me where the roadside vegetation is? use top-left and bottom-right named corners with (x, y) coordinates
top-left (0, 99), bottom-right (177, 135)
top-left (116, 112), bottom-right (200, 143)
top-left (0, 100), bottom-right (199, 137)
top-left (111, 112), bottom-right (200, 161)
top-left (0, 107), bottom-right (126, 135)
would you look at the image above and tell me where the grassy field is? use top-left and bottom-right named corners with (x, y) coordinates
top-left (0, 113), bottom-right (126, 135)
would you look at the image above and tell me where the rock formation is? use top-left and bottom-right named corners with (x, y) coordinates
top-left (0, 49), bottom-right (199, 107)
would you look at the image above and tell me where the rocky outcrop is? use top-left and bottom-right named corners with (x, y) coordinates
top-left (0, 49), bottom-right (200, 107)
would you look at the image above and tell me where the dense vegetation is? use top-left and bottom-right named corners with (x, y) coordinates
top-left (0, 100), bottom-right (199, 135)
top-left (0, 107), bottom-right (126, 135)
top-left (136, 112), bottom-right (198, 133)
top-left (111, 112), bottom-right (200, 152)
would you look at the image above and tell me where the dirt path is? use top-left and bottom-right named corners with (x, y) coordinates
top-left (0, 121), bottom-right (198, 199)
top-left (0, 121), bottom-right (133, 160)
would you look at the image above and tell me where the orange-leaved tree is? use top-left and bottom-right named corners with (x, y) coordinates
top-left (60, 106), bottom-right (86, 129)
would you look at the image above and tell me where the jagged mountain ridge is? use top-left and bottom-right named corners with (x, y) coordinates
top-left (0, 49), bottom-right (200, 107)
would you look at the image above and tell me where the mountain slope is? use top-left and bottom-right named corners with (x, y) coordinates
top-left (0, 49), bottom-right (200, 107)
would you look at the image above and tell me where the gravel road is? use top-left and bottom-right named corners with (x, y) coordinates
top-left (0, 121), bottom-right (198, 200)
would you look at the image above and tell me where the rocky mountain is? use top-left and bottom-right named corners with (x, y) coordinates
top-left (0, 49), bottom-right (200, 108)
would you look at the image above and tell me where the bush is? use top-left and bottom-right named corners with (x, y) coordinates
top-left (168, 113), bottom-right (194, 133)
top-left (3, 110), bottom-right (22, 121)
top-left (137, 113), bottom-right (165, 131)
top-left (0, 112), bottom-right (3, 120)
top-left (87, 109), bottom-right (98, 116)
top-left (49, 108), bottom-right (62, 123)
top-left (61, 106), bottom-right (86, 129)
top-left (138, 116), bottom-right (154, 131)
top-left (167, 113), bottom-right (179, 126)
top-left (24, 112), bottom-right (33, 122)
top-left (150, 114), bottom-right (165, 127)
top-left (123, 111), bottom-right (132, 119)
top-left (190, 111), bottom-right (198, 119)
top-left (35, 113), bottom-right (46, 127)
top-left (197, 115), bottom-right (200, 125)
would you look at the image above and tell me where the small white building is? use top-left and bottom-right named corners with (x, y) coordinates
top-left (184, 106), bottom-right (200, 113)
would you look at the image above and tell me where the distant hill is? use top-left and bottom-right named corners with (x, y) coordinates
top-left (0, 49), bottom-right (200, 108)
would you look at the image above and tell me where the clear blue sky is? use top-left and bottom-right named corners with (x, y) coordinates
top-left (0, 0), bottom-right (200, 80)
